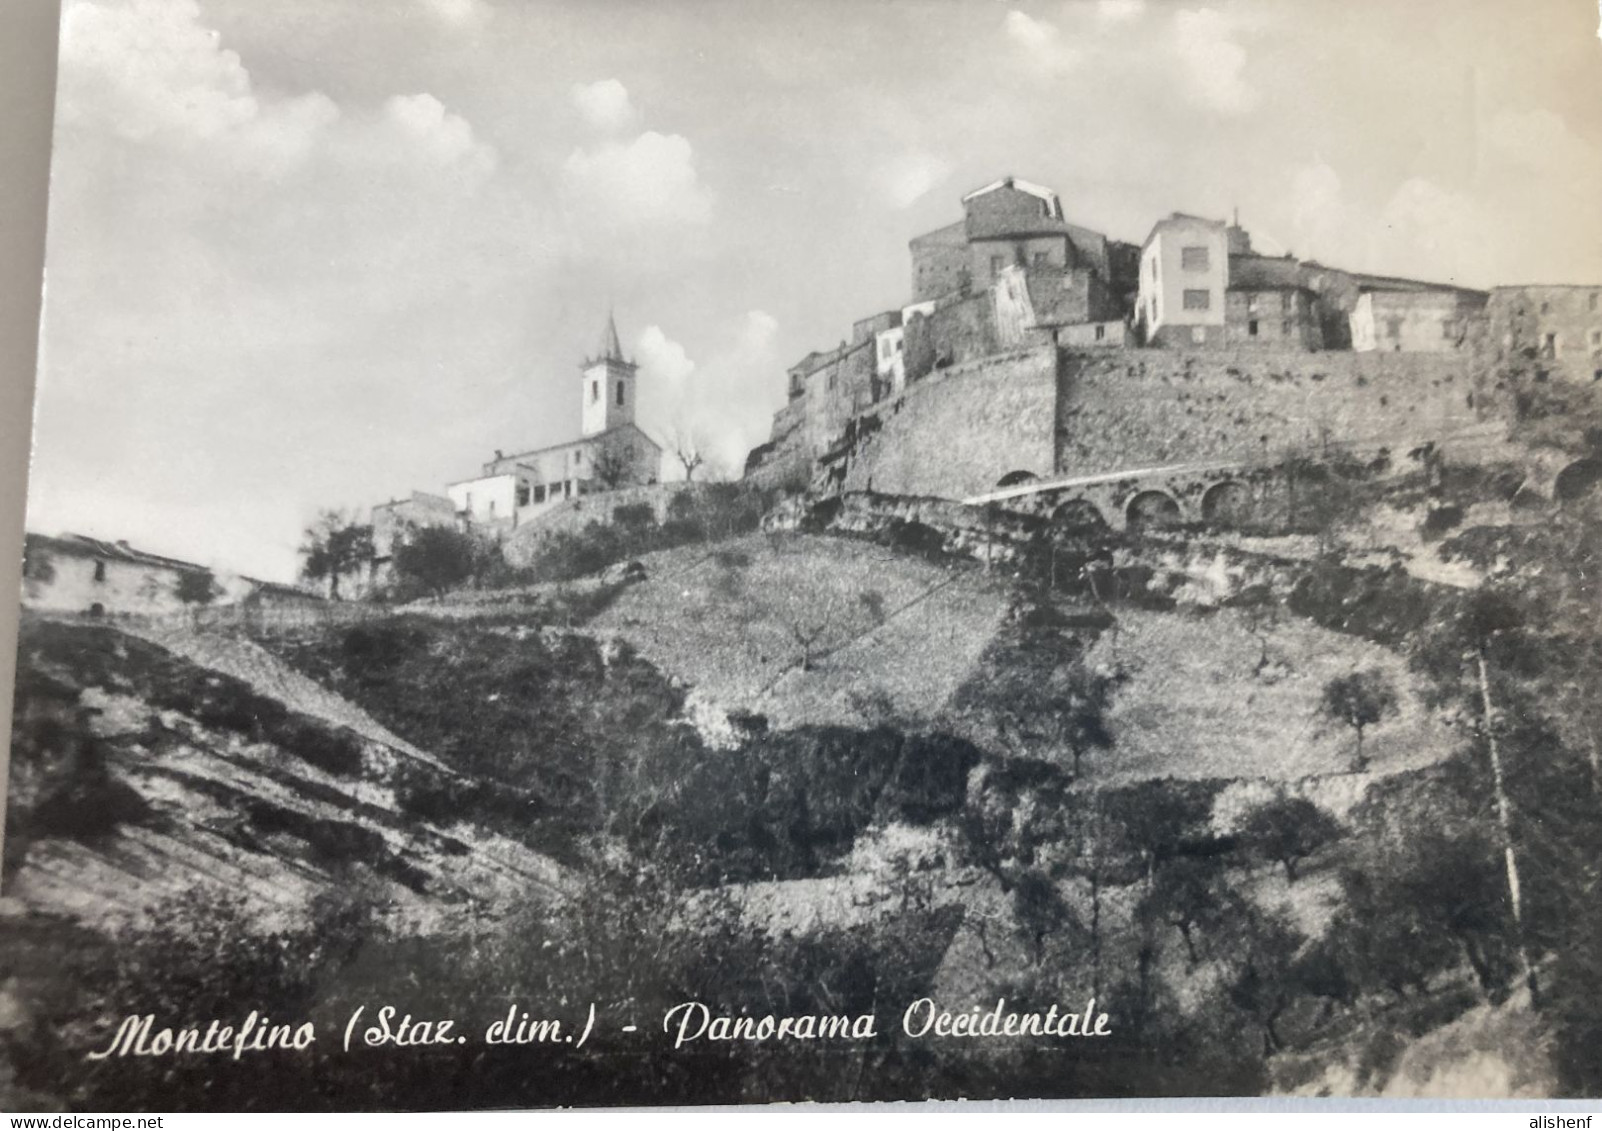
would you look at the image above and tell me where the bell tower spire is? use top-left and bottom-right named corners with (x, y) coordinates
top-left (581, 310), bottom-right (638, 437)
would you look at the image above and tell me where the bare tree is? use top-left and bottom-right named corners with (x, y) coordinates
top-left (666, 422), bottom-right (709, 483)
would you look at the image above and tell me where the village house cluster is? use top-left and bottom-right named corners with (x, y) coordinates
top-left (18, 533), bottom-right (318, 619)
top-left (745, 175), bottom-right (1602, 489)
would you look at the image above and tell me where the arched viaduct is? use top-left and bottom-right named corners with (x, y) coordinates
top-left (968, 450), bottom-right (1602, 533)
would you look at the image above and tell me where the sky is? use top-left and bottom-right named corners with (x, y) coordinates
top-left (23, 0), bottom-right (1602, 582)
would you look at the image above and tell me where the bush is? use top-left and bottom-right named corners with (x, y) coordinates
top-left (1420, 505), bottom-right (1465, 540)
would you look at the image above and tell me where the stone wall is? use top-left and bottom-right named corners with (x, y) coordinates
top-left (840, 346), bottom-right (1058, 498)
top-left (903, 291), bottom-right (1002, 383)
top-left (1056, 348), bottom-right (1487, 475)
top-left (501, 482), bottom-right (695, 566)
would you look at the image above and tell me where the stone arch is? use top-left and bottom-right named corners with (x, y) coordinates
top-left (996, 469), bottom-right (1040, 489)
top-left (1050, 497), bottom-right (1110, 533)
top-left (1201, 480), bottom-right (1252, 526)
top-left (1554, 458), bottom-right (1602, 503)
top-left (1126, 490), bottom-right (1183, 529)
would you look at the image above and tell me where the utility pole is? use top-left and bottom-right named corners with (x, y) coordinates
top-left (1474, 645), bottom-right (1539, 1006)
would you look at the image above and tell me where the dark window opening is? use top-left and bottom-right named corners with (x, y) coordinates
top-left (93, 559), bottom-right (106, 583)
top-left (1248, 319), bottom-right (1259, 337)
top-left (1181, 246), bottom-right (1210, 272)
top-left (616, 381), bottom-right (625, 406)
top-left (1183, 289), bottom-right (1211, 311)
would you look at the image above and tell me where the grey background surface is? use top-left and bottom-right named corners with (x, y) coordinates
top-left (0, 0), bottom-right (58, 843)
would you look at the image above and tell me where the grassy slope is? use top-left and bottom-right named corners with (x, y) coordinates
top-left (588, 533), bottom-right (1016, 730)
top-left (1083, 606), bottom-right (1449, 793)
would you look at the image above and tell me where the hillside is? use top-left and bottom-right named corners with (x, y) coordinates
top-left (6, 482), bottom-right (1599, 1108)
top-left (4, 620), bottom-right (567, 933)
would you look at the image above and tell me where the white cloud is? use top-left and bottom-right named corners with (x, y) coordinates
top-left (59, 0), bottom-right (337, 172)
top-left (1004, 10), bottom-right (1080, 75)
top-left (562, 130), bottom-right (713, 230)
top-left (1377, 177), bottom-right (1482, 281)
top-left (419, 0), bottom-right (489, 27)
top-left (872, 151), bottom-right (953, 209)
top-left (636, 324), bottom-right (697, 404)
top-left (1288, 159), bottom-right (1349, 263)
top-left (379, 93), bottom-right (498, 179)
top-left (1097, 0), bottom-right (1145, 23)
top-left (571, 79), bottom-right (639, 134)
top-left (1171, 8), bottom-right (1256, 114)
top-left (633, 314), bottom-right (784, 478)
top-left (741, 310), bottom-right (779, 352)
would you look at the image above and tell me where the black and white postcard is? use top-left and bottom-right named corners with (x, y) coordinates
top-left (4, 0), bottom-right (1602, 1112)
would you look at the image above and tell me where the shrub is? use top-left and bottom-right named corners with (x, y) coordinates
top-left (1420, 505), bottom-right (1465, 540)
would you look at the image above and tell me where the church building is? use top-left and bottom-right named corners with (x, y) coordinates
top-left (446, 313), bottom-right (663, 528)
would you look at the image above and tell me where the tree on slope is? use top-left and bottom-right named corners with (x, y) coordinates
top-left (1320, 669), bottom-right (1398, 771)
top-left (1237, 794), bottom-right (1343, 883)
top-left (300, 510), bottom-right (374, 601)
top-left (394, 526), bottom-right (480, 598)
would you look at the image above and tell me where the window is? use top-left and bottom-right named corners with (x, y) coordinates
top-left (1589, 328), bottom-right (1602, 352)
top-left (1247, 294), bottom-right (1260, 314)
top-left (1542, 301), bottom-right (1552, 315)
top-left (1032, 251), bottom-right (1050, 267)
top-left (990, 255), bottom-right (1005, 275)
top-left (1543, 332), bottom-right (1560, 358)
top-left (1094, 324), bottom-right (1106, 341)
top-left (616, 381), bottom-right (625, 406)
top-left (1282, 320), bottom-right (1294, 337)
top-left (93, 559), bottom-right (106, 583)
top-left (1182, 288), bottom-right (1211, 311)
top-left (1181, 246), bottom-right (1210, 272)
top-left (516, 485), bottom-right (530, 507)
top-left (1282, 293), bottom-right (1294, 313)
top-left (534, 484), bottom-right (546, 503)
top-left (590, 380), bottom-right (599, 404)
top-left (1385, 318), bottom-right (1403, 339)
top-left (574, 448), bottom-right (583, 465)
top-left (1248, 319), bottom-right (1259, 338)
top-left (1591, 293), bottom-right (1599, 313)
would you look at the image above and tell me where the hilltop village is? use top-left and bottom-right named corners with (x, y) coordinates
top-left (18, 173), bottom-right (1602, 615)
top-left (743, 175), bottom-right (1601, 526)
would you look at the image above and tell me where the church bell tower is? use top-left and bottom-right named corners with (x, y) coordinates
top-left (581, 312), bottom-right (638, 437)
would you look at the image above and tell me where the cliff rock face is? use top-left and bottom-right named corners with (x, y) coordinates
top-left (4, 620), bottom-right (567, 934)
